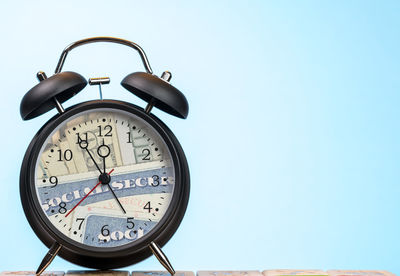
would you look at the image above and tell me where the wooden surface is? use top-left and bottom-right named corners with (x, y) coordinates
top-left (0, 270), bottom-right (396, 276)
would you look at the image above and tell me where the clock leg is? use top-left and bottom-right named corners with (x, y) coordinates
top-left (149, 241), bottom-right (175, 275)
top-left (35, 242), bottom-right (62, 276)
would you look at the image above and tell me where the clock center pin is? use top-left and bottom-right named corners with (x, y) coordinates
top-left (99, 173), bottom-right (111, 185)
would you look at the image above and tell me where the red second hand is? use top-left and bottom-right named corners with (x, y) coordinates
top-left (65, 168), bottom-right (114, 217)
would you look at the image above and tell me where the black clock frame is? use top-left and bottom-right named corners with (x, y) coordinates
top-left (20, 100), bottom-right (190, 269)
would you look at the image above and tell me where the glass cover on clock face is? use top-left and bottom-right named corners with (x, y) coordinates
top-left (34, 108), bottom-right (175, 248)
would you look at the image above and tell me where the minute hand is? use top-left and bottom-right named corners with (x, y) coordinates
top-left (107, 183), bottom-right (126, 214)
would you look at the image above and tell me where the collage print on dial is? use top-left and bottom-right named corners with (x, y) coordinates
top-left (34, 108), bottom-right (175, 248)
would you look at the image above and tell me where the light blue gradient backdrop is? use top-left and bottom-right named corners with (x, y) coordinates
top-left (0, 0), bottom-right (399, 274)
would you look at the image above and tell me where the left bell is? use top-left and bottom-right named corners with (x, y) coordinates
top-left (20, 71), bottom-right (87, 120)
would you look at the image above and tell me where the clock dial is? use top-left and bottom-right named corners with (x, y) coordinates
top-left (34, 108), bottom-right (175, 248)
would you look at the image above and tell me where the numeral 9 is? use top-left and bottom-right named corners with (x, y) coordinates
top-left (49, 176), bottom-right (58, 188)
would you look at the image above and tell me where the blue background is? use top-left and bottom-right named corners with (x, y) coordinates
top-left (0, 0), bottom-right (399, 274)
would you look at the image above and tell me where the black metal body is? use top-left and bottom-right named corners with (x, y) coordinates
top-left (20, 100), bottom-right (190, 269)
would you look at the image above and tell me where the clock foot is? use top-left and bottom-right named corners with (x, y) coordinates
top-left (35, 242), bottom-right (62, 276)
top-left (149, 241), bottom-right (175, 275)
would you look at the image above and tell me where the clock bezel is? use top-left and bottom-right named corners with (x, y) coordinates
top-left (20, 100), bottom-right (190, 269)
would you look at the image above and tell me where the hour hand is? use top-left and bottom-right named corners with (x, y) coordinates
top-left (78, 138), bottom-right (102, 174)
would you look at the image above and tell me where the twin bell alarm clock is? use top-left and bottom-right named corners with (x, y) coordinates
top-left (19, 37), bottom-right (190, 275)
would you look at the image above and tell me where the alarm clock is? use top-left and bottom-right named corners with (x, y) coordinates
top-left (19, 37), bottom-right (190, 275)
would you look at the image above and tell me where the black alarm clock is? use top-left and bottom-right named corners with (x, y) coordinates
top-left (19, 37), bottom-right (190, 276)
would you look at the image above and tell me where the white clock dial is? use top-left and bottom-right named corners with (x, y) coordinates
top-left (34, 108), bottom-right (175, 248)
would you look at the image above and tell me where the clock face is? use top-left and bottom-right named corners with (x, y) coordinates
top-left (33, 108), bottom-right (175, 248)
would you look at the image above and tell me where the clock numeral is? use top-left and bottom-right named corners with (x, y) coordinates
top-left (76, 132), bottom-right (88, 144)
top-left (98, 125), bottom-right (112, 137)
top-left (101, 225), bottom-right (110, 236)
top-left (49, 176), bottom-right (58, 188)
top-left (151, 175), bottom-right (160, 187)
top-left (58, 202), bottom-right (67, 214)
top-left (142, 148), bottom-right (151, 161)
top-left (76, 218), bottom-right (85, 230)
top-left (127, 131), bottom-right (132, 143)
top-left (126, 217), bottom-right (135, 229)
top-left (57, 149), bottom-right (73, 161)
top-left (144, 201), bottom-right (152, 213)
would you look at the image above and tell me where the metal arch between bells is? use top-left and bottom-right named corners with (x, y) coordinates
top-left (54, 36), bottom-right (153, 74)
